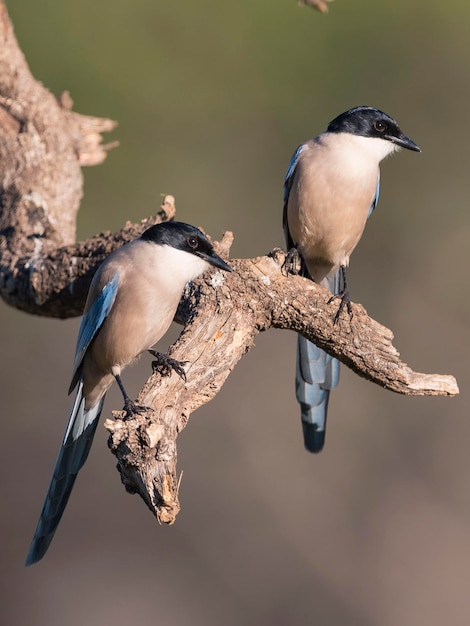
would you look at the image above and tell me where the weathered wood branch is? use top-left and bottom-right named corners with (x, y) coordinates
top-left (0, 0), bottom-right (121, 316)
top-left (105, 240), bottom-right (458, 524)
top-left (0, 0), bottom-right (458, 526)
top-left (0, 197), bottom-right (176, 317)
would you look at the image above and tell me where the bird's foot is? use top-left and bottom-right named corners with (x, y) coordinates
top-left (123, 398), bottom-right (150, 418)
top-left (283, 247), bottom-right (302, 275)
top-left (114, 373), bottom-right (151, 418)
top-left (149, 350), bottom-right (188, 382)
top-left (328, 289), bottom-right (353, 325)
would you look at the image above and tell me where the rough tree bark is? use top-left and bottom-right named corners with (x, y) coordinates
top-left (0, 2), bottom-right (458, 524)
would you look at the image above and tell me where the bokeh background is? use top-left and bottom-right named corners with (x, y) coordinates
top-left (2, 1), bottom-right (469, 624)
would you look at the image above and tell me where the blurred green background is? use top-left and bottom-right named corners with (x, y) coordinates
top-left (2, 1), bottom-right (469, 624)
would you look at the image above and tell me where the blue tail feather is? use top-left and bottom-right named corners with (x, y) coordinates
top-left (295, 271), bottom-right (340, 453)
top-left (25, 382), bottom-right (105, 566)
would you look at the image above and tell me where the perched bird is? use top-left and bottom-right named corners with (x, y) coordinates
top-left (26, 221), bottom-right (232, 565)
top-left (283, 106), bottom-right (420, 453)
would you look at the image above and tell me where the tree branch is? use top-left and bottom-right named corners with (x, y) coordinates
top-left (105, 241), bottom-right (458, 524)
top-left (0, 0), bottom-right (122, 317)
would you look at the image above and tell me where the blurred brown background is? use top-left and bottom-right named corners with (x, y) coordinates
top-left (1, 1), bottom-right (469, 624)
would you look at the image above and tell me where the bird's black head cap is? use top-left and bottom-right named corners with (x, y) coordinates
top-left (141, 221), bottom-right (232, 271)
top-left (327, 106), bottom-right (421, 152)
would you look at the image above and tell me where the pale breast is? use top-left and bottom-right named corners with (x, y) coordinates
top-left (287, 136), bottom-right (379, 281)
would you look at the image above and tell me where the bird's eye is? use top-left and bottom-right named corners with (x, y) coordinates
top-left (187, 236), bottom-right (198, 249)
top-left (374, 120), bottom-right (386, 132)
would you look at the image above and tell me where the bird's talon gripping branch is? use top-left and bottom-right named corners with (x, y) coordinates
top-left (115, 374), bottom-right (152, 418)
top-left (123, 399), bottom-right (150, 418)
top-left (328, 290), bottom-right (353, 325)
top-left (149, 350), bottom-right (188, 382)
top-left (283, 247), bottom-right (302, 275)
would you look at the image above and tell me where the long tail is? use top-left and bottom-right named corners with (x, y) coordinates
top-left (25, 381), bottom-right (105, 566)
top-left (295, 272), bottom-right (340, 453)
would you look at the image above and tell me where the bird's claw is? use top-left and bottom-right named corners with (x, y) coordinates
top-left (149, 350), bottom-right (188, 382)
top-left (283, 247), bottom-right (302, 275)
top-left (123, 398), bottom-right (150, 418)
top-left (328, 290), bottom-right (353, 325)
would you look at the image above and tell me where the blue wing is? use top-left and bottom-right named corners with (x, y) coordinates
top-left (368, 175), bottom-right (380, 218)
top-left (284, 143), bottom-right (308, 203)
top-left (69, 270), bottom-right (121, 394)
top-left (283, 143), bottom-right (308, 249)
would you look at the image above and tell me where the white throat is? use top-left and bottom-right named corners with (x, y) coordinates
top-left (338, 133), bottom-right (399, 162)
top-left (154, 243), bottom-right (211, 287)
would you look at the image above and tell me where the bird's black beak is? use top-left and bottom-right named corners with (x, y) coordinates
top-left (389, 131), bottom-right (421, 152)
top-left (205, 252), bottom-right (233, 272)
